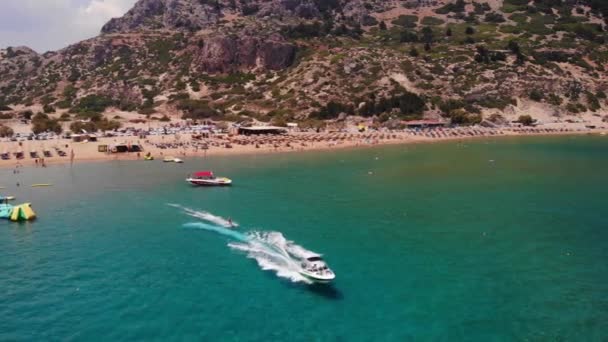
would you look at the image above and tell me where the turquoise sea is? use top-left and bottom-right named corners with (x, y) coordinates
top-left (1, 136), bottom-right (607, 341)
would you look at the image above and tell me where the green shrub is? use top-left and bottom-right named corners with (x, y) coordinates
top-left (544, 94), bottom-right (561, 106)
top-left (436, 0), bottom-right (465, 14)
top-left (421, 17), bottom-right (445, 26)
top-left (359, 92), bottom-right (426, 119)
top-left (517, 115), bottom-right (535, 126)
top-left (43, 104), bottom-right (56, 113)
top-left (586, 92), bottom-right (601, 111)
top-left (311, 101), bottom-right (355, 119)
top-left (566, 102), bottom-right (587, 113)
top-left (70, 121), bottom-right (97, 133)
top-left (71, 94), bottom-right (115, 113)
top-left (0, 125), bottom-right (14, 137)
top-left (177, 99), bottom-right (219, 119)
top-left (392, 15), bottom-right (418, 28)
top-left (529, 89), bottom-right (544, 102)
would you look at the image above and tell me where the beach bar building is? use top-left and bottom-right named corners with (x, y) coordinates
top-left (237, 126), bottom-right (287, 136)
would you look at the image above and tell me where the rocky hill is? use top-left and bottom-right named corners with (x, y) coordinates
top-left (1, 0), bottom-right (607, 131)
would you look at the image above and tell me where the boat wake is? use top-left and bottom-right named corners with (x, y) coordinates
top-left (175, 205), bottom-right (315, 284)
top-left (168, 203), bottom-right (238, 227)
top-left (228, 231), bottom-right (313, 284)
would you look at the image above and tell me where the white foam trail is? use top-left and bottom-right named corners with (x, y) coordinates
top-left (169, 203), bottom-right (238, 227)
top-left (172, 203), bottom-right (318, 284)
top-left (184, 222), bottom-right (248, 242)
top-left (228, 232), bottom-right (313, 284)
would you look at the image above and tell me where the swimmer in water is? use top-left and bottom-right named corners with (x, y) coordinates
top-left (228, 218), bottom-right (234, 228)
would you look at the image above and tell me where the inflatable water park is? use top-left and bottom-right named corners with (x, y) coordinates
top-left (0, 196), bottom-right (36, 222)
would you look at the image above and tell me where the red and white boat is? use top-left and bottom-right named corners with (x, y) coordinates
top-left (186, 171), bottom-right (232, 186)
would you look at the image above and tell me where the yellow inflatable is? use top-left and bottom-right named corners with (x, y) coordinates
top-left (9, 203), bottom-right (36, 222)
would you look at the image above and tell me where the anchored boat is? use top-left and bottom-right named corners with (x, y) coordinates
top-left (186, 171), bottom-right (232, 186)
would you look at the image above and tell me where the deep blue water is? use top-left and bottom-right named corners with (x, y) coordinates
top-left (1, 135), bottom-right (607, 341)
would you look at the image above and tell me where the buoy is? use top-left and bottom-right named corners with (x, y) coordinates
top-left (31, 184), bottom-right (53, 187)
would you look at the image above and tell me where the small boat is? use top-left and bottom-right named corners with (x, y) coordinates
top-left (144, 152), bottom-right (154, 161)
top-left (0, 196), bottom-right (15, 201)
top-left (163, 156), bottom-right (183, 163)
top-left (186, 171), bottom-right (232, 186)
top-left (32, 184), bottom-right (53, 187)
top-left (297, 255), bottom-right (335, 283)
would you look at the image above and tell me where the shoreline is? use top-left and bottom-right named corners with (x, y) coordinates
top-left (1, 129), bottom-right (606, 170)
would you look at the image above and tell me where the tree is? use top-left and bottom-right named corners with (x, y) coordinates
top-left (421, 26), bottom-right (434, 44)
top-left (517, 115), bottom-right (535, 126)
top-left (0, 125), bottom-right (14, 137)
top-left (31, 112), bottom-right (62, 134)
top-left (70, 121), bottom-right (97, 133)
top-left (507, 40), bottom-right (521, 54)
top-left (378, 21), bottom-right (387, 31)
top-left (21, 110), bottom-right (33, 120)
top-left (465, 26), bottom-right (475, 35)
top-left (400, 30), bottom-right (418, 43)
top-left (71, 94), bottom-right (115, 114)
top-left (409, 47), bottom-right (419, 57)
top-left (446, 28), bottom-right (452, 37)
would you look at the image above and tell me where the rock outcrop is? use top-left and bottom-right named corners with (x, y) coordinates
top-left (102, 0), bottom-right (222, 33)
top-left (192, 35), bottom-right (296, 73)
top-left (100, 0), bottom-right (384, 33)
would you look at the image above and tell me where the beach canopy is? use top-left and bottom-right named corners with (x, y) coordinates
top-left (193, 171), bottom-right (214, 178)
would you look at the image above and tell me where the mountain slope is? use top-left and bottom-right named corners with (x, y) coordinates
top-left (0, 0), bottom-right (607, 130)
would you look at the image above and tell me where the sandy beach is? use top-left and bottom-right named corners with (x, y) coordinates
top-left (1, 124), bottom-right (606, 169)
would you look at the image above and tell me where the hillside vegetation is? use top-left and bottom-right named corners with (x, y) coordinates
top-left (0, 0), bottom-right (606, 129)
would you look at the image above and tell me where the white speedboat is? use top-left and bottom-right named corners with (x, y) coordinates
top-left (298, 255), bottom-right (335, 283)
top-left (186, 171), bottom-right (232, 186)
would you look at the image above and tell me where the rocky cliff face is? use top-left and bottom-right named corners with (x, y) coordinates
top-left (101, 0), bottom-right (385, 33)
top-left (192, 35), bottom-right (296, 73)
top-left (101, 0), bottom-right (221, 33)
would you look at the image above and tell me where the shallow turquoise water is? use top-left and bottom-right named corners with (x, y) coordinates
top-left (1, 136), bottom-right (608, 341)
